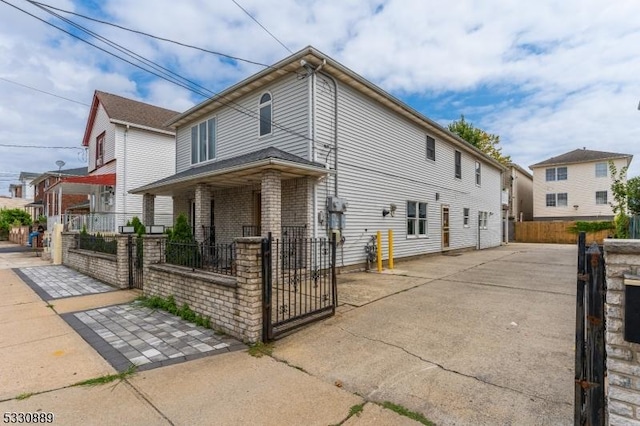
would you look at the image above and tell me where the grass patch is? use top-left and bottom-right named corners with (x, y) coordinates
top-left (73, 365), bottom-right (137, 387)
top-left (15, 392), bottom-right (33, 400)
top-left (348, 403), bottom-right (365, 417)
top-left (380, 401), bottom-right (434, 425)
top-left (247, 342), bottom-right (273, 358)
top-left (135, 295), bottom-right (211, 329)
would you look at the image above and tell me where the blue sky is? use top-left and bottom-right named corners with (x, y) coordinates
top-left (0, 0), bottom-right (639, 197)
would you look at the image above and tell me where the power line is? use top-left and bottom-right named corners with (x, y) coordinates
top-left (30, 0), bottom-right (284, 71)
top-left (5, 0), bottom-right (313, 143)
top-left (0, 76), bottom-right (90, 106)
top-left (231, 0), bottom-right (293, 54)
top-left (0, 143), bottom-right (84, 150)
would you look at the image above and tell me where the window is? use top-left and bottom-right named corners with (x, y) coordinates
top-left (596, 191), bottom-right (608, 205)
top-left (426, 136), bottom-right (435, 161)
top-left (96, 132), bottom-right (105, 166)
top-left (546, 167), bottom-right (568, 181)
top-left (557, 167), bottom-right (567, 180)
top-left (546, 193), bottom-right (556, 207)
top-left (259, 93), bottom-right (272, 136)
top-left (190, 118), bottom-right (217, 164)
top-left (463, 208), bottom-right (470, 227)
top-left (455, 151), bottom-right (462, 179)
top-left (407, 201), bottom-right (428, 237)
top-left (478, 211), bottom-right (488, 229)
top-left (595, 162), bottom-right (607, 178)
top-left (557, 193), bottom-right (568, 207)
top-left (475, 161), bottom-right (481, 185)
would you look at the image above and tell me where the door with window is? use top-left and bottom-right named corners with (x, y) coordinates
top-left (441, 205), bottom-right (450, 249)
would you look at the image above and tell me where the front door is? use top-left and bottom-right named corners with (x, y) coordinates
top-left (442, 205), bottom-right (450, 250)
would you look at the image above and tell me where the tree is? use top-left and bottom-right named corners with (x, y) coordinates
top-left (609, 161), bottom-right (630, 238)
top-left (447, 115), bottom-right (511, 165)
top-left (627, 176), bottom-right (640, 216)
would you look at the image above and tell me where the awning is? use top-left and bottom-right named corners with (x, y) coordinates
top-left (47, 173), bottom-right (116, 195)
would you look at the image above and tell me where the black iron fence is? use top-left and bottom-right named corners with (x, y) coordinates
top-left (76, 233), bottom-right (117, 255)
top-left (243, 225), bottom-right (261, 237)
top-left (262, 234), bottom-right (337, 341)
top-left (241, 224), bottom-right (307, 239)
top-left (202, 225), bottom-right (216, 244)
top-left (162, 239), bottom-right (236, 276)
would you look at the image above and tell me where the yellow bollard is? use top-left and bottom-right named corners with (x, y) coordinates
top-left (388, 229), bottom-right (394, 270)
top-left (377, 230), bottom-right (383, 272)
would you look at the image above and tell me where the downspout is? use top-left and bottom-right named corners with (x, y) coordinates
top-left (123, 125), bottom-right (129, 225)
top-left (318, 68), bottom-right (339, 196)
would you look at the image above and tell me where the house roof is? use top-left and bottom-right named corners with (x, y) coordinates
top-left (508, 163), bottom-right (533, 180)
top-left (30, 167), bottom-right (88, 186)
top-left (131, 146), bottom-right (328, 196)
top-left (81, 91), bottom-right (180, 146)
top-left (530, 148), bottom-right (632, 168)
top-left (48, 173), bottom-right (116, 195)
top-left (18, 171), bottom-right (40, 181)
top-left (167, 46), bottom-right (506, 172)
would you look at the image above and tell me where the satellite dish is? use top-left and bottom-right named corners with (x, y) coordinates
top-left (55, 160), bottom-right (65, 171)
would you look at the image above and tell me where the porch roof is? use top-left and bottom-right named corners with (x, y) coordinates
top-left (47, 173), bottom-right (116, 195)
top-left (130, 147), bottom-right (328, 196)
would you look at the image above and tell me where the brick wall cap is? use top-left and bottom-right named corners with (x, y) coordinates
top-left (150, 264), bottom-right (237, 288)
top-left (604, 240), bottom-right (640, 254)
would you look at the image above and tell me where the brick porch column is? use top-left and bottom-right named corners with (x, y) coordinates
top-left (194, 183), bottom-right (211, 242)
top-left (142, 193), bottom-right (155, 226)
top-left (261, 170), bottom-right (281, 240)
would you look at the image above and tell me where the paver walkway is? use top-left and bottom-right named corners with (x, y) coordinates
top-left (63, 304), bottom-right (245, 372)
top-left (15, 265), bottom-right (115, 300)
top-left (14, 264), bottom-right (245, 372)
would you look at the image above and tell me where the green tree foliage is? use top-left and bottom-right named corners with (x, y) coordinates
top-left (168, 213), bottom-right (194, 242)
top-left (447, 115), bottom-right (511, 165)
top-left (0, 208), bottom-right (32, 232)
top-left (609, 161), bottom-right (630, 238)
top-left (165, 213), bottom-right (200, 267)
top-left (627, 176), bottom-right (640, 216)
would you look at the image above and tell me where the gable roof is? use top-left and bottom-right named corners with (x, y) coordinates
top-left (167, 46), bottom-right (506, 172)
top-left (530, 148), bottom-right (632, 168)
top-left (81, 91), bottom-right (180, 146)
top-left (508, 163), bottom-right (533, 180)
top-left (30, 167), bottom-right (88, 186)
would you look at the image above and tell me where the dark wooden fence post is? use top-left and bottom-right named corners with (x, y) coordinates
top-left (585, 242), bottom-right (605, 425)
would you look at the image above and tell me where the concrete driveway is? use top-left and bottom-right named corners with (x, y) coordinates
top-left (273, 243), bottom-right (577, 425)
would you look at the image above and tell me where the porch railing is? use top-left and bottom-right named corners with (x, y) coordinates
top-left (241, 225), bottom-right (308, 238)
top-left (162, 239), bottom-right (236, 276)
top-left (243, 225), bottom-right (261, 237)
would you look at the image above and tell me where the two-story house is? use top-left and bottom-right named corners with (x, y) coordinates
top-left (132, 46), bottom-right (505, 267)
top-left (48, 91), bottom-right (179, 232)
top-left (29, 167), bottom-right (88, 228)
top-left (530, 148), bottom-right (633, 221)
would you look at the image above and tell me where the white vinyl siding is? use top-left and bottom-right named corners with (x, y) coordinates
top-left (88, 104), bottom-right (116, 172)
top-left (114, 125), bottom-right (175, 228)
top-left (175, 74), bottom-right (308, 173)
top-left (317, 81), bottom-right (502, 264)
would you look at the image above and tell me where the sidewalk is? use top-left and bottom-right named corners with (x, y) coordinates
top-left (0, 242), bottom-right (417, 425)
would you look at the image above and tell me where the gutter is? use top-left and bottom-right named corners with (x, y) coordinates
top-left (110, 119), bottom-right (175, 136)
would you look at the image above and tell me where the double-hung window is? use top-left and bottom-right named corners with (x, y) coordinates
top-left (191, 118), bottom-right (217, 165)
top-left (259, 93), bottom-right (272, 137)
top-left (546, 193), bottom-right (568, 207)
top-left (478, 211), bottom-right (488, 229)
top-left (96, 132), bottom-right (105, 167)
top-left (595, 162), bottom-right (607, 178)
top-left (426, 136), bottom-right (435, 161)
top-left (463, 207), bottom-right (470, 227)
top-left (455, 151), bottom-right (462, 179)
top-left (475, 161), bottom-right (481, 185)
top-left (546, 167), bottom-right (568, 181)
top-left (596, 191), bottom-right (608, 205)
top-left (407, 201), bottom-right (428, 237)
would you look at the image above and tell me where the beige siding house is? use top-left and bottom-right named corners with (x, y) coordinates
top-left (530, 148), bottom-right (632, 221)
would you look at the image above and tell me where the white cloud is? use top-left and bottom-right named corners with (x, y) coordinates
top-left (0, 0), bottom-right (639, 199)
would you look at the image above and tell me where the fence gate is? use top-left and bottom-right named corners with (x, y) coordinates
top-left (574, 232), bottom-right (606, 425)
top-left (127, 235), bottom-right (144, 290)
top-left (262, 234), bottom-right (337, 341)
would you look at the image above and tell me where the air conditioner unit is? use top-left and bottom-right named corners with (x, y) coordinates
top-left (96, 158), bottom-right (103, 167)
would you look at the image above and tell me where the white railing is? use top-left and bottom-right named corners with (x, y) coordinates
top-left (56, 212), bottom-right (174, 233)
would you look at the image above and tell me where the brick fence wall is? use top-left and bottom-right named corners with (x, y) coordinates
top-left (604, 239), bottom-right (640, 424)
top-left (142, 235), bottom-right (263, 343)
top-left (61, 232), bottom-right (130, 289)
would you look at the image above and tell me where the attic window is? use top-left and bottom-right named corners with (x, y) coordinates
top-left (96, 132), bottom-right (105, 167)
top-left (259, 92), bottom-right (272, 137)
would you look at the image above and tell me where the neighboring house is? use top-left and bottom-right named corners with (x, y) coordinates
top-left (530, 148), bottom-right (633, 221)
top-left (30, 167), bottom-right (88, 228)
top-left (48, 91), bottom-right (179, 232)
top-left (8, 171), bottom-right (38, 200)
top-left (132, 46), bottom-right (505, 267)
top-left (505, 163), bottom-right (533, 222)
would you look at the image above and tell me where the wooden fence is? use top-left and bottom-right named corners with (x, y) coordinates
top-left (514, 221), bottom-right (611, 244)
